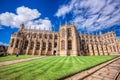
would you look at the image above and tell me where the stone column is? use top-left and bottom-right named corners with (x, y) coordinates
top-left (18, 39), bottom-right (22, 53)
top-left (88, 44), bottom-right (93, 56)
top-left (52, 34), bottom-right (55, 55)
top-left (11, 38), bottom-right (17, 54)
top-left (106, 45), bottom-right (110, 55)
top-left (26, 40), bottom-right (31, 55)
top-left (93, 44), bottom-right (98, 56)
top-left (13, 38), bottom-right (17, 49)
top-left (32, 40), bottom-right (37, 55)
top-left (39, 40), bottom-right (42, 56)
top-left (103, 45), bottom-right (108, 55)
top-left (56, 34), bottom-right (59, 56)
top-left (98, 45), bottom-right (103, 55)
top-left (45, 40), bottom-right (48, 56)
top-left (65, 28), bottom-right (68, 56)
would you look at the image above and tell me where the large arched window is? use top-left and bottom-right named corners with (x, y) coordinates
top-left (49, 34), bottom-right (53, 39)
top-left (39, 34), bottom-right (42, 38)
top-left (34, 33), bottom-right (36, 38)
top-left (15, 39), bottom-right (19, 48)
top-left (30, 42), bottom-right (34, 50)
top-left (49, 34), bottom-right (52, 39)
top-left (48, 42), bottom-right (52, 51)
top-left (113, 46), bottom-right (116, 52)
top-left (68, 28), bottom-right (72, 37)
top-left (36, 42), bottom-right (40, 50)
top-left (54, 34), bottom-right (57, 39)
top-left (68, 40), bottom-right (72, 50)
top-left (44, 34), bottom-right (47, 39)
top-left (61, 40), bottom-right (65, 50)
top-left (42, 42), bottom-right (46, 50)
top-left (10, 39), bottom-right (14, 47)
top-left (54, 42), bottom-right (57, 48)
top-left (62, 29), bottom-right (65, 37)
top-left (24, 41), bottom-right (28, 49)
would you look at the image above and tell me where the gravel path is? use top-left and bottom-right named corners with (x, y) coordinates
top-left (0, 56), bottom-right (46, 66)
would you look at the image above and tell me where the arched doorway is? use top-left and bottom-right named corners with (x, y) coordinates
top-left (53, 50), bottom-right (56, 56)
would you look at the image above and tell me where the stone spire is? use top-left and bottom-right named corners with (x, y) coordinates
top-left (19, 23), bottom-right (24, 31)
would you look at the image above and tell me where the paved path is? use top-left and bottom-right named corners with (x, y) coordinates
top-left (115, 71), bottom-right (120, 80)
top-left (64, 56), bottom-right (120, 80)
top-left (0, 56), bottom-right (46, 66)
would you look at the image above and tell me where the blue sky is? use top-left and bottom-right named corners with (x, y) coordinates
top-left (0, 0), bottom-right (120, 46)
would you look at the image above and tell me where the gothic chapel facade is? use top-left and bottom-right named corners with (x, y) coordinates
top-left (7, 24), bottom-right (120, 56)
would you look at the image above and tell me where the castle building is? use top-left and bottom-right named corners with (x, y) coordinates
top-left (7, 24), bottom-right (120, 56)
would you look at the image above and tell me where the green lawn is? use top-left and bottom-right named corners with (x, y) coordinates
top-left (0, 55), bottom-right (38, 62)
top-left (0, 56), bottom-right (117, 80)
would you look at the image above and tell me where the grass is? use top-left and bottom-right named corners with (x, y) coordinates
top-left (0, 55), bottom-right (38, 62)
top-left (0, 56), bottom-right (117, 80)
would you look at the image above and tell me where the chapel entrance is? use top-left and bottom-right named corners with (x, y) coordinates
top-left (53, 50), bottom-right (56, 56)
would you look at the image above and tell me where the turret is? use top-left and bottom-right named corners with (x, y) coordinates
top-left (19, 24), bottom-right (24, 31)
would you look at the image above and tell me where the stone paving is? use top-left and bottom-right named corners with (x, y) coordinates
top-left (65, 56), bottom-right (120, 80)
top-left (83, 58), bottom-right (120, 80)
top-left (0, 56), bottom-right (45, 66)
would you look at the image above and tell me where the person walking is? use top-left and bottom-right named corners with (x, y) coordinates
top-left (16, 52), bottom-right (19, 57)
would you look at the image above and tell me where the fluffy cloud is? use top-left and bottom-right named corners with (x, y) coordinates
top-left (55, 0), bottom-right (76, 17)
top-left (0, 42), bottom-right (8, 46)
top-left (0, 6), bottom-right (52, 30)
top-left (25, 18), bottom-right (52, 30)
top-left (55, 5), bottom-right (72, 17)
top-left (55, 0), bottom-right (120, 31)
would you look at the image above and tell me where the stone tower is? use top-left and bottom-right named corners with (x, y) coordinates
top-left (59, 24), bottom-right (80, 56)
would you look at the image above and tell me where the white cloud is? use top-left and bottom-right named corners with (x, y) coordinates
top-left (55, 0), bottom-right (76, 17)
top-left (0, 42), bottom-right (8, 46)
top-left (55, 5), bottom-right (72, 17)
top-left (0, 6), bottom-right (52, 30)
top-left (25, 18), bottom-right (52, 30)
top-left (55, 0), bottom-right (120, 31)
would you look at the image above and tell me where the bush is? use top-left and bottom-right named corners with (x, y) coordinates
top-left (0, 52), bottom-right (5, 57)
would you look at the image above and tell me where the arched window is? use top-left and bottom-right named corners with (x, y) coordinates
top-left (24, 41), bottom-right (28, 49)
top-left (113, 46), bottom-right (116, 52)
top-left (39, 34), bottom-right (42, 38)
top-left (30, 42), bottom-right (34, 50)
top-left (15, 39), bottom-right (19, 48)
top-left (61, 40), bottom-right (65, 50)
top-left (62, 29), bottom-right (65, 37)
top-left (55, 34), bottom-right (57, 39)
top-left (68, 40), bottom-right (72, 50)
top-left (11, 39), bottom-right (14, 47)
top-left (49, 34), bottom-right (53, 39)
top-left (34, 33), bottom-right (36, 38)
top-left (54, 42), bottom-right (57, 48)
top-left (68, 28), bottom-right (72, 37)
top-left (48, 43), bottom-right (52, 51)
top-left (36, 42), bottom-right (40, 50)
top-left (42, 42), bottom-right (46, 50)
top-left (44, 34), bottom-right (47, 39)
